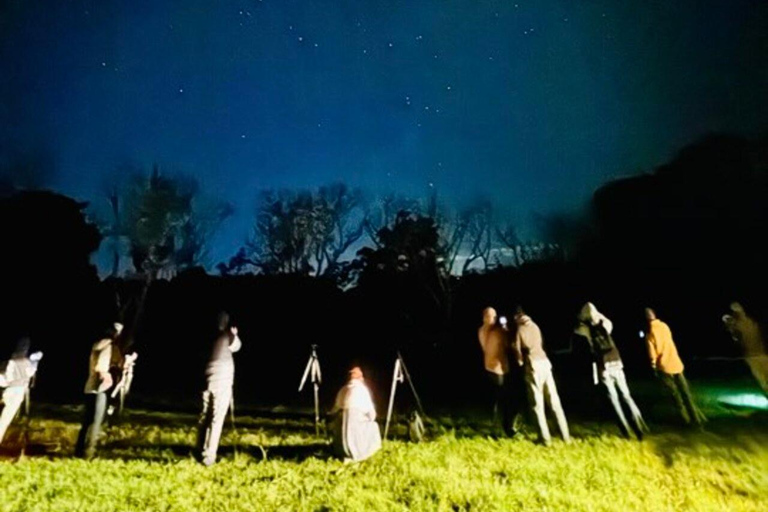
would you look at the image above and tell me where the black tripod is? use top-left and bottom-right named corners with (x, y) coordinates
top-left (383, 351), bottom-right (427, 440)
top-left (298, 344), bottom-right (322, 436)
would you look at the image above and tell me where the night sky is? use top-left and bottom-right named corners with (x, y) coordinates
top-left (1, 0), bottom-right (767, 267)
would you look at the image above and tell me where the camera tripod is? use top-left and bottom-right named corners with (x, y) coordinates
top-left (383, 351), bottom-right (427, 440)
top-left (298, 344), bottom-right (322, 436)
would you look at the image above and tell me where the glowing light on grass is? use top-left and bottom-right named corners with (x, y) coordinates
top-left (718, 392), bottom-right (768, 410)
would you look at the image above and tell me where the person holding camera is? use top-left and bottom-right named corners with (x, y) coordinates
top-left (0, 336), bottom-right (43, 444)
top-left (196, 311), bottom-right (242, 466)
top-left (575, 303), bottom-right (648, 439)
top-left (477, 307), bottom-right (520, 437)
top-left (513, 306), bottom-right (570, 446)
top-left (75, 322), bottom-right (123, 458)
top-left (645, 307), bottom-right (706, 427)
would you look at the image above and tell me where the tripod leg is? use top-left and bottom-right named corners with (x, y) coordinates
top-left (384, 359), bottom-right (401, 440)
top-left (399, 355), bottom-right (427, 417)
top-left (313, 382), bottom-right (320, 437)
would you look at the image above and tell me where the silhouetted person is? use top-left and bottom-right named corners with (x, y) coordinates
top-left (330, 366), bottom-right (381, 462)
top-left (513, 307), bottom-right (570, 446)
top-left (477, 307), bottom-right (521, 436)
top-left (0, 337), bottom-right (42, 444)
top-left (723, 302), bottom-right (768, 396)
top-left (575, 303), bottom-right (648, 439)
top-left (196, 312), bottom-right (242, 466)
top-left (75, 323), bottom-right (123, 458)
top-left (645, 308), bottom-right (706, 427)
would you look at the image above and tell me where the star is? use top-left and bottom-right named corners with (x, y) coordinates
top-left (388, 42), bottom-right (393, 47)
top-left (298, 36), bottom-right (303, 42)
top-left (179, 88), bottom-right (184, 93)
top-left (101, 62), bottom-right (106, 67)
top-left (241, 134), bottom-right (246, 139)
top-left (446, 86), bottom-right (452, 91)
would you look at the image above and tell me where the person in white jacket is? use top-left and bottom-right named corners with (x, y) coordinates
top-left (196, 312), bottom-right (242, 466)
top-left (0, 337), bottom-right (42, 444)
top-left (330, 367), bottom-right (381, 462)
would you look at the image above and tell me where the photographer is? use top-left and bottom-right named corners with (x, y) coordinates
top-left (0, 336), bottom-right (42, 444)
top-left (196, 311), bottom-right (242, 466)
top-left (75, 323), bottom-right (122, 458)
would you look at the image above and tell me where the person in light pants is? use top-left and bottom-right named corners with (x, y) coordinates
top-left (0, 337), bottom-right (42, 444)
top-left (513, 307), bottom-right (570, 446)
top-left (196, 312), bottom-right (242, 466)
top-left (575, 302), bottom-right (648, 439)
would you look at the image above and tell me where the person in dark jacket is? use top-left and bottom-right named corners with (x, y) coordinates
top-left (196, 312), bottom-right (242, 466)
top-left (575, 303), bottom-right (648, 439)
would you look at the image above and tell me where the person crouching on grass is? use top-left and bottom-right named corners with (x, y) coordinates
top-left (330, 366), bottom-right (381, 463)
top-left (645, 307), bottom-right (707, 427)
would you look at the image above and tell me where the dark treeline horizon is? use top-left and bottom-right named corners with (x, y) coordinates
top-left (1, 132), bottom-right (766, 412)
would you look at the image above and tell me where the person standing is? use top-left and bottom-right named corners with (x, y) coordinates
top-left (75, 323), bottom-right (122, 458)
top-left (0, 337), bottom-right (42, 444)
top-left (513, 307), bottom-right (570, 446)
top-left (330, 366), bottom-right (381, 462)
top-left (196, 312), bottom-right (242, 466)
top-left (477, 307), bottom-right (520, 436)
top-left (645, 308), bottom-right (707, 427)
top-left (575, 303), bottom-right (648, 439)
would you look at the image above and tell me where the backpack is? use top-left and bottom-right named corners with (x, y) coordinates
top-left (590, 322), bottom-right (616, 354)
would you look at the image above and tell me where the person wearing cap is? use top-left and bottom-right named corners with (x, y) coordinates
top-left (330, 367), bottom-right (381, 462)
top-left (645, 308), bottom-right (706, 427)
top-left (513, 306), bottom-right (570, 446)
top-left (75, 322), bottom-right (123, 458)
top-left (196, 312), bottom-right (242, 466)
top-left (575, 303), bottom-right (648, 439)
top-left (0, 336), bottom-right (43, 444)
top-left (477, 307), bottom-right (521, 437)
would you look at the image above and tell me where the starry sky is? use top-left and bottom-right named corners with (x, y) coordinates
top-left (1, 0), bottom-right (767, 267)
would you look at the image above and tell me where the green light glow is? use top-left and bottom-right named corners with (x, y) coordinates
top-left (718, 393), bottom-right (768, 410)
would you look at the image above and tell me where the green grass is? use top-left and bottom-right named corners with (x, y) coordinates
top-left (0, 404), bottom-right (766, 512)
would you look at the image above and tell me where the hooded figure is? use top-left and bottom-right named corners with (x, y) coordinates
top-left (0, 337), bottom-right (42, 444)
top-left (575, 303), bottom-right (648, 439)
top-left (330, 367), bottom-right (381, 462)
top-left (196, 312), bottom-right (242, 466)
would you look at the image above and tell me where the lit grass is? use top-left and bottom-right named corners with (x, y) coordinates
top-left (0, 406), bottom-right (766, 512)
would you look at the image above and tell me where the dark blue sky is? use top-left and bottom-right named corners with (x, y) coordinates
top-left (2, 0), bottom-right (767, 266)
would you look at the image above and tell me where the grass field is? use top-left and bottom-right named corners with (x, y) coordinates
top-left (0, 397), bottom-right (766, 512)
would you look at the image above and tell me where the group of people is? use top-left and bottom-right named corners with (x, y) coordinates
top-left (0, 301), bottom-right (730, 464)
top-left (71, 311), bottom-right (381, 465)
top-left (478, 303), bottom-right (707, 446)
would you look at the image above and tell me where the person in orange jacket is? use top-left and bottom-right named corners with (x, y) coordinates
top-left (645, 308), bottom-right (706, 427)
